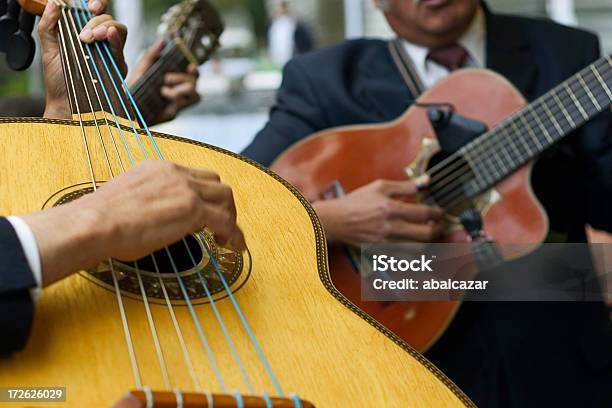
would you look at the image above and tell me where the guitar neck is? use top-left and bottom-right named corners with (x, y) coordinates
top-left (131, 42), bottom-right (190, 124)
top-left (461, 55), bottom-right (612, 198)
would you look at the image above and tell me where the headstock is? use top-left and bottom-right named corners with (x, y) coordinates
top-left (158, 0), bottom-right (224, 65)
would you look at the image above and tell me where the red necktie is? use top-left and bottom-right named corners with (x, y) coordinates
top-left (427, 44), bottom-right (469, 71)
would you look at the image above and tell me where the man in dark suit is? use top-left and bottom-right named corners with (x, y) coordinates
top-left (243, 0), bottom-right (612, 406)
top-left (0, 1), bottom-right (245, 358)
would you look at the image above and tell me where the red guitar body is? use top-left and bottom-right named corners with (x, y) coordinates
top-left (271, 69), bottom-right (548, 352)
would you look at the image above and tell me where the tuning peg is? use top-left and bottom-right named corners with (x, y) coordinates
top-left (6, 8), bottom-right (36, 70)
top-left (0, 0), bottom-right (20, 52)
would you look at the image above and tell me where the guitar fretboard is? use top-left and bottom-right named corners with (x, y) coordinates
top-left (462, 55), bottom-right (612, 197)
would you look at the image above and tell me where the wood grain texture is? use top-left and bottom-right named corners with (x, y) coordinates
top-left (0, 118), bottom-right (471, 407)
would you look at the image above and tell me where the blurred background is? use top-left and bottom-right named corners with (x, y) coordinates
top-left (1, 0), bottom-right (612, 152)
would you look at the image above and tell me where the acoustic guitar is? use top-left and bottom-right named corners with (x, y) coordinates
top-left (130, 0), bottom-right (224, 125)
top-left (0, 0), bottom-right (472, 407)
top-left (271, 56), bottom-right (612, 352)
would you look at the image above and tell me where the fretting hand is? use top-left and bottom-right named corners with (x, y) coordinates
top-left (127, 38), bottom-right (201, 125)
top-left (40, 0), bottom-right (127, 119)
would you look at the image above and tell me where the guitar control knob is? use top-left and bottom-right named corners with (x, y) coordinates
top-left (0, 0), bottom-right (20, 52)
top-left (6, 9), bottom-right (36, 71)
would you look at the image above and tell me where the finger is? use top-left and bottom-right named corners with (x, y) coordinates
top-left (164, 72), bottom-right (196, 86)
top-left (176, 165), bottom-right (222, 182)
top-left (161, 82), bottom-right (197, 101)
top-left (80, 13), bottom-right (112, 33)
top-left (142, 38), bottom-right (165, 65)
top-left (228, 225), bottom-right (247, 252)
top-left (387, 200), bottom-right (444, 222)
top-left (107, 26), bottom-right (128, 76)
top-left (388, 220), bottom-right (444, 242)
top-left (378, 180), bottom-right (419, 196)
top-left (196, 204), bottom-right (239, 248)
top-left (38, 1), bottom-right (61, 44)
top-left (187, 63), bottom-right (200, 77)
top-left (88, 0), bottom-right (108, 15)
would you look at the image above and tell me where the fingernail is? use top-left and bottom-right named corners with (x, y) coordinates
top-left (79, 28), bottom-right (93, 42)
top-left (90, 0), bottom-right (102, 12)
top-left (415, 174), bottom-right (430, 190)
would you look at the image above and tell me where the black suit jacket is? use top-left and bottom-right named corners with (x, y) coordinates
top-left (0, 217), bottom-right (36, 354)
top-left (244, 10), bottom-right (612, 241)
top-left (243, 8), bottom-right (612, 408)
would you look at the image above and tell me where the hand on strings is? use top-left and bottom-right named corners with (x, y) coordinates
top-left (127, 38), bottom-right (201, 125)
top-left (40, 0), bottom-right (126, 119)
top-left (313, 179), bottom-right (445, 246)
top-left (21, 161), bottom-right (246, 287)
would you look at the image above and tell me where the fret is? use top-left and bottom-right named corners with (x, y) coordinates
top-left (518, 111), bottom-right (545, 151)
top-left (563, 82), bottom-right (589, 120)
top-left (576, 72), bottom-right (602, 111)
top-left (551, 88), bottom-right (575, 128)
top-left (590, 65), bottom-right (612, 101)
top-left (510, 121), bottom-right (535, 159)
top-left (502, 127), bottom-right (523, 166)
top-left (539, 99), bottom-right (564, 136)
top-left (458, 56), bottom-right (612, 200)
top-left (527, 103), bottom-right (556, 144)
top-left (496, 133), bottom-right (517, 172)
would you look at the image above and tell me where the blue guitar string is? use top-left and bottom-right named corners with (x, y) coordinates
top-left (73, 3), bottom-right (227, 392)
top-left (233, 390), bottom-right (245, 408)
top-left (71, 8), bottom-right (135, 164)
top-left (76, 0), bottom-right (287, 399)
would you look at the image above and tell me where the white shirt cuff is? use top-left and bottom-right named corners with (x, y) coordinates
top-left (6, 216), bottom-right (42, 302)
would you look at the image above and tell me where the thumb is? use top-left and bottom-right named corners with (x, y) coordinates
top-left (142, 38), bottom-right (165, 66)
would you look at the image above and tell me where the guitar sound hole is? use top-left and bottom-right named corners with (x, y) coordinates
top-left (49, 184), bottom-right (250, 304)
top-left (133, 234), bottom-right (204, 273)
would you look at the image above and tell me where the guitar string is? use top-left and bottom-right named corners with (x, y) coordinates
top-left (425, 57), bottom-right (612, 187)
top-left (431, 78), bottom-right (611, 212)
top-left (77, 0), bottom-right (287, 398)
top-left (65, 8), bottom-right (182, 391)
top-left (432, 78), bottom-right (611, 211)
top-left (425, 80), bottom-right (611, 206)
top-left (62, 2), bottom-right (125, 174)
top-left (54, 0), bottom-right (144, 387)
top-left (425, 63), bottom-right (612, 202)
top-left (124, 18), bottom-right (261, 393)
top-left (73, 1), bottom-right (229, 394)
top-left (58, 4), bottom-right (114, 179)
top-left (132, 27), bottom-right (201, 100)
top-left (132, 15), bottom-right (208, 100)
top-left (70, 4), bottom-right (207, 391)
top-left (424, 61), bottom-right (612, 208)
top-left (424, 65), bottom-right (612, 211)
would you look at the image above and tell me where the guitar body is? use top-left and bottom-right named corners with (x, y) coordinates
top-left (0, 118), bottom-right (471, 407)
top-left (271, 69), bottom-right (549, 352)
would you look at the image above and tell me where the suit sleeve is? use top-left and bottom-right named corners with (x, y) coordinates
top-left (0, 217), bottom-right (36, 354)
top-left (571, 34), bottom-right (612, 232)
top-left (241, 58), bottom-right (329, 167)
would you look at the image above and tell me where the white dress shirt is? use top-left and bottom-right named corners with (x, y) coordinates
top-left (6, 216), bottom-right (42, 300)
top-left (402, 7), bottom-right (486, 89)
